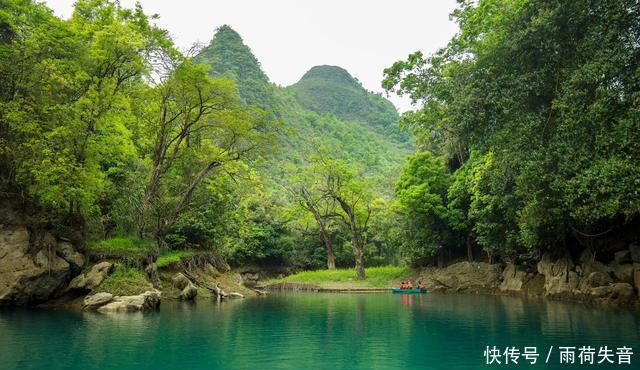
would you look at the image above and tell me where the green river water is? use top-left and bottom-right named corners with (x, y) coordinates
top-left (1, 293), bottom-right (639, 369)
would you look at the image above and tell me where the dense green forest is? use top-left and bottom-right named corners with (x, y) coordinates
top-left (0, 0), bottom-right (411, 278)
top-left (384, 0), bottom-right (640, 265)
top-left (1, 0), bottom-right (638, 280)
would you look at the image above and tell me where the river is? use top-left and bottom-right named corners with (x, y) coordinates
top-left (1, 293), bottom-right (639, 369)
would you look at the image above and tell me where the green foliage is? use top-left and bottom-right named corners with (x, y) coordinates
top-left (88, 236), bottom-right (153, 254)
top-left (87, 236), bottom-right (155, 264)
top-left (156, 251), bottom-right (194, 268)
top-left (395, 152), bottom-right (456, 262)
top-left (385, 0), bottom-right (640, 263)
top-left (0, 0), bottom-right (168, 228)
top-left (194, 25), bottom-right (277, 111)
top-left (1, 3), bottom-right (410, 272)
top-left (271, 266), bottom-right (410, 288)
top-left (95, 266), bottom-right (152, 296)
top-left (289, 65), bottom-right (406, 141)
top-left (192, 27), bottom-right (411, 268)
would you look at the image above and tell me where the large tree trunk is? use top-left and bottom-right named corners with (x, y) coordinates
top-left (353, 238), bottom-right (365, 280)
top-left (319, 225), bottom-right (336, 270)
top-left (335, 196), bottom-right (366, 280)
top-left (323, 232), bottom-right (336, 270)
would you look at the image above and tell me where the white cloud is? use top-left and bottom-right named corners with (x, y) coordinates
top-left (43, 0), bottom-right (459, 112)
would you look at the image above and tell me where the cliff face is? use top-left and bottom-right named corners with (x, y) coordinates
top-left (0, 224), bottom-right (84, 306)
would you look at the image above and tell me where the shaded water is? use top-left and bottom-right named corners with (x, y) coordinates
top-left (1, 293), bottom-right (639, 369)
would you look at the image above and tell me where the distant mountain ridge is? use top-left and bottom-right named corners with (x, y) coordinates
top-left (288, 65), bottom-right (404, 140)
top-left (195, 25), bottom-right (412, 195)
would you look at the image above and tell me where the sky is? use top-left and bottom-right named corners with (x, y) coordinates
top-left (43, 0), bottom-right (460, 112)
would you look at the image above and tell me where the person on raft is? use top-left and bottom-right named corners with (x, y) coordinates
top-left (400, 280), bottom-right (415, 289)
top-left (417, 280), bottom-right (425, 290)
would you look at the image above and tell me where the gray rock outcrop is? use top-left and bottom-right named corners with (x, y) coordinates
top-left (83, 292), bottom-right (113, 309)
top-left (172, 272), bottom-right (197, 300)
top-left (96, 290), bottom-right (161, 313)
top-left (422, 261), bottom-right (502, 293)
top-left (66, 261), bottom-right (114, 292)
top-left (0, 226), bottom-right (73, 305)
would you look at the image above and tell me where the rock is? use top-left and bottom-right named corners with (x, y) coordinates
top-left (0, 226), bottom-right (71, 305)
top-left (179, 282), bottom-right (197, 300)
top-left (629, 244), bottom-right (640, 263)
top-left (145, 263), bottom-right (159, 288)
top-left (579, 272), bottom-right (613, 291)
top-left (56, 241), bottom-right (85, 272)
top-left (204, 263), bottom-right (220, 277)
top-left (611, 283), bottom-right (635, 299)
top-left (522, 274), bottom-right (546, 295)
top-left (589, 283), bottom-right (635, 301)
top-left (97, 290), bottom-right (161, 313)
top-left (633, 266), bottom-right (640, 292)
top-left (83, 292), bottom-right (113, 309)
top-left (66, 262), bottom-right (114, 292)
top-left (422, 262), bottom-right (502, 293)
top-left (580, 260), bottom-right (610, 277)
top-left (171, 272), bottom-right (197, 300)
top-left (589, 286), bottom-right (613, 298)
top-left (499, 263), bottom-right (528, 292)
top-left (578, 249), bottom-right (595, 264)
top-left (609, 263), bottom-right (635, 284)
top-left (577, 249), bottom-right (609, 277)
top-left (253, 289), bottom-right (268, 296)
top-left (240, 271), bottom-right (260, 288)
top-left (171, 272), bottom-right (190, 290)
top-left (537, 253), bottom-right (578, 296)
top-left (614, 250), bottom-right (632, 264)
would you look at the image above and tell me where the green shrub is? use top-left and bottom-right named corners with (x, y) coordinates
top-left (156, 250), bottom-right (194, 268)
top-left (95, 266), bottom-right (152, 296)
top-left (87, 236), bottom-right (155, 265)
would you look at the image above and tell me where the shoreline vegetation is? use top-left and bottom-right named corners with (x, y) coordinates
top-left (263, 266), bottom-right (410, 290)
top-left (1, 0), bottom-right (639, 313)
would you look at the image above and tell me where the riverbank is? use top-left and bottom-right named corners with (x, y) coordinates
top-left (262, 266), bottom-right (409, 291)
top-left (2, 220), bottom-right (639, 311)
top-left (260, 251), bottom-right (640, 310)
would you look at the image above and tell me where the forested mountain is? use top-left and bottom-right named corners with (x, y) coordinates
top-left (195, 26), bottom-right (412, 196)
top-left (188, 26), bottom-right (413, 270)
top-left (194, 25), bottom-right (277, 111)
top-left (289, 65), bottom-right (406, 141)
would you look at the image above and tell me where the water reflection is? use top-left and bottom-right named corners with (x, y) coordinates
top-left (0, 294), bottom-right (639, 369)
top-left (399, 293), bottom-right (428, 307)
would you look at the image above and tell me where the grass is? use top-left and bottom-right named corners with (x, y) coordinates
top-left (266, 266), bottom-right (411, 289)
top-left (95, 266), bottom-right (153, 296)
top-left (88, 236), bottom-right (154, 254)
top-left (156, 250), bottom-right (194, 268)
top-left (87, 236), bottom-right (155, 265)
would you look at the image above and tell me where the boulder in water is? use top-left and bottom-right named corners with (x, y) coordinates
top-left (97, 290), bottom-right (161, 313)
top-left (83, 292), bottom-right (113, 309)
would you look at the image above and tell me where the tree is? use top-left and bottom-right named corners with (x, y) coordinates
top-left (385, 0), bottom-right (640, 262)
top-left (134, 57), bottom-right (272, 245)
top-left (317, 157), bottom-right (372, 280)
top-left (395, 152), bottom-right (454, 266)
top-left (0, 0), bottom-right (167, 228)
top-left (289, 183), bottom-right (338, 269)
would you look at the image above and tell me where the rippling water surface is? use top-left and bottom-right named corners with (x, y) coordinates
top-left (1, 293), bottom-right (639, 369)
